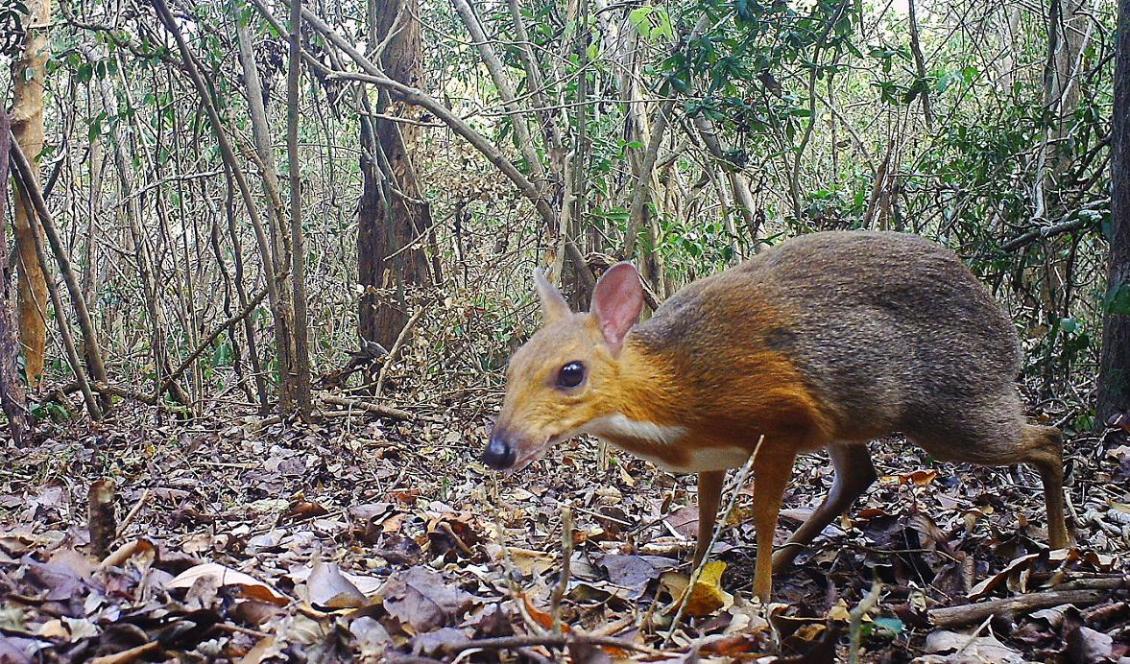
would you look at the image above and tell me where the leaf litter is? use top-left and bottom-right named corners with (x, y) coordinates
top-left (0, 408), bottom-right (1127, 662)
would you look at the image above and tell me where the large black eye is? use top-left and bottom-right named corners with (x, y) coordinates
top-left (556, 361), bottom-right (585, 388)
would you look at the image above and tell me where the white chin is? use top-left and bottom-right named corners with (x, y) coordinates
top-left (503, 430), bottom-right (580, 474)
top-left (507, 446), bottom-right (548, 473)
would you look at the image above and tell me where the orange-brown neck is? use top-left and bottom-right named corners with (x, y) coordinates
top-left (610, 328), bottom-right (837, 453)
top-left (608, 337), bottom-right (684, 424)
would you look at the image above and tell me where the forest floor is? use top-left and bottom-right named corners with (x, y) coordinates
top-left (1, 398), bottom-right (1128, 663)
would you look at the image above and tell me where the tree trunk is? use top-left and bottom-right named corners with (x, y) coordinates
top-left (0, 110), bottom-right (30, 443)
top-left (1098, 0), bottom-right (1130, 426)
top-left (287, 0), bottom-right (313, 418)
top-left (153, 0), bottom-right (291, 413)
top-left (9, 0), bottom-right (52, 388)
top-left (358, 0), bottom-right (435, 350)
top-left (93, 54), bottom-right (188, 409)
top-left (1035, 0), bottom-right (1091, 396)
top-left (235, 14), bottom-right (308, 416)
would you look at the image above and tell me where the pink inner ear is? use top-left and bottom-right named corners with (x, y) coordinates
top-left (591, 263), bottom-right (643, 353)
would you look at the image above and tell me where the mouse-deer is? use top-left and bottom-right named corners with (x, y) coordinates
top-left (484, 231), bottom-right (1069, 600)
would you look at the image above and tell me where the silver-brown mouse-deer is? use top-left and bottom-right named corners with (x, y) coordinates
top-left (484, 230), bottom-right (1069, 601)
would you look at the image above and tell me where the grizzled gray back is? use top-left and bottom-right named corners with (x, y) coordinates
top-left (635, 231), bottom-right (1024, 444)
top-left (756, 231), bottom-right (1022, 436)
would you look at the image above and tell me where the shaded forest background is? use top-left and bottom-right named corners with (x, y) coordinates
top-left (0, 0), bottom-right (1125, 441)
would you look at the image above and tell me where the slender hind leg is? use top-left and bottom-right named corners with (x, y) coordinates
top-left (912, 412), bottom-right (1070, 549)
top-left (772, 443), bottom-right (877, 571)
top-left (1023, 425), bottom-right (1070, 548)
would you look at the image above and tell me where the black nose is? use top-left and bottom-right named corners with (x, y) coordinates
top-left (483, 431), bottom-right (517, 469)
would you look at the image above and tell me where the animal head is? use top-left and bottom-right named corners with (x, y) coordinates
top-left (483, 263), bottom-right (644, 471)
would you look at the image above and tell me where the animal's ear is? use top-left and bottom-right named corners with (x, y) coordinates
top-left (591, 262), bottom-right (643, 355)
top-left (534, 268), bottom-right (571, 323)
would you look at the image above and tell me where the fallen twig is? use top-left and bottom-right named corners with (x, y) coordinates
top-left (320, 394), bottom-right (413, 420)
top-left (928, 589), bottom-right (1111, 628)
top-left (490, 511), bottom-right (548, 637)
top-left (956, 615), bottom-right (995, 656)
top-left (88, 641), bottom-right (160, 664)
top-left (550, 505), bottom-right (574, 634)
top-left (849, 577), bottom-right (882, 664)
top-left (375, 307), bottom-right (425, 398)
top-left (116, 488), bottom-right (151, 538)
top-left (437, 633), bottom-right (659, 656)
top-left (435, 521), bottom-right (474, 557)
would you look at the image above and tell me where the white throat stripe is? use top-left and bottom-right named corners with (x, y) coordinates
top-left (585, 414), bottom-right (686, 445)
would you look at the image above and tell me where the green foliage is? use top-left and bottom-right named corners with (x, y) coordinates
top-left (629, 7), bottom-right (674, 41)
top-left (32, 400), bottom-right (71, 423)
top-left (0, 0), bottom-right (28, 58)
top-left (11, 0), bottom-right (1114, 421)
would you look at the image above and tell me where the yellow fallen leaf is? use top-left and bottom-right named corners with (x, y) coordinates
top-left (37, 619), bottom-right (68, 639)
top-left (660, 561), bottom-right (733, 617)
top-left (827, 598), bottom-right (851, 622)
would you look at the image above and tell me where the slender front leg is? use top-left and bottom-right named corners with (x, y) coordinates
top-left (751, 448), bottom-right (797, 602)
top-left (693, 470), bottom-right (726, 568)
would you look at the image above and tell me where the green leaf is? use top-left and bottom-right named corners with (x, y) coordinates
top-left (628, 7), bottom-right (653, 38)
top-left (87, 114), bottom-right (105, 142)
top-left (872, 617), bottom-right (905, 636)
top-left (652, 8), bottom-right (674, 40)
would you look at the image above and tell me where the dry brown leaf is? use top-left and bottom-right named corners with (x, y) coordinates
top-left (306, 560), bottom-right (366, 609)
top-left (238, 636), bottom-right (279, 664)
top-left (382, 566), bottom-right (478, 632)
top-left (521, 592), bottom-right (561, 631)
top-left (918, 630), bottom-right (1026, 663)
top-left (167, 563), bottom-right (289, 606)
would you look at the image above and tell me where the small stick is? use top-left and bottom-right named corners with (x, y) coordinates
top-left (116, 488), bottom-right (151, 538)
top-left (89, 641), bottom-right (160, 664)
top-left (88, 479), bottom-right (116, 560)
top-left (955, 615), bottom-right (995, 656)
top-left (550, 505), bottom-right (574, 634)
top-left (321, 394), bottom-right (413, 420)
top-left (492, 516), bottom-right (547, 636)
top-left (664, 435), bottom-right (764, 645)
top-left (436, 521), bottom-right (475, 557)
top-left (848, 577), bottom-right (882, 664)
top-left (438, 633), bottom-right (660, 656)
top-left (375, 308), bottom-right (425, 398)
